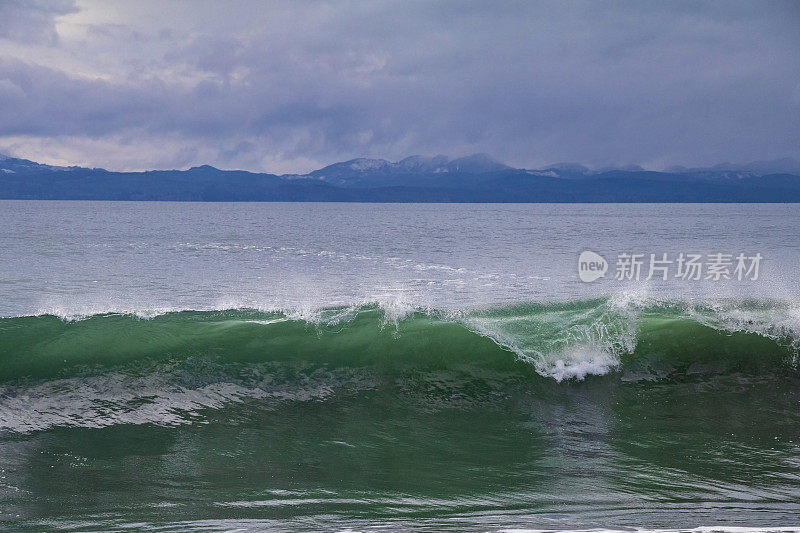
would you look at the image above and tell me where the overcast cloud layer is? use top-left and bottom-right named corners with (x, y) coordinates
top-left (0, 0), bottom-right (798, 173)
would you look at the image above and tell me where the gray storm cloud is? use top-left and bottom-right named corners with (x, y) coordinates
top-left (0, 0), bottom-right (798, 173)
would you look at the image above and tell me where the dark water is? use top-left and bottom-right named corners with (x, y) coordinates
top-left (0, 201), bottom-right (799, 531)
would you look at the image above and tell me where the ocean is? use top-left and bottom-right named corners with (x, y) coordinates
top-left (0, 201), bottom-right (799, 531)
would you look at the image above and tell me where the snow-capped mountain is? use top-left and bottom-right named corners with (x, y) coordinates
top-left (0, 155), bottom-right (89, 174)
top-left (1, 153), bottom-right (798, 201)
top-left (302, 153), bottom-right (511, 187)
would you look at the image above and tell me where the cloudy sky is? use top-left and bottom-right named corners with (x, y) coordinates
top-left (0, 0), bottom-right (798, 173)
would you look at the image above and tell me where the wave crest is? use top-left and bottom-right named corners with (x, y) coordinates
top-left (3, 296), bottom-right (799, 382)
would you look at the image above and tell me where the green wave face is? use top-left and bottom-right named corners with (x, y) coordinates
top-left (1, 297), bottom-right (797, 385)
top-left (2, 298), bottom-right (800, 530)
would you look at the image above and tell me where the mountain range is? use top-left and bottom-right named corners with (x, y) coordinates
top-left (1, 152), bottom-right (800, 202)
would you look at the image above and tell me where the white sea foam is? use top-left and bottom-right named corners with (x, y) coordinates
top-left (538, 344), bottom-right (620, 381)
top-left (0, 363), bottom-right (375, 434)
top-left (31, 303), bottom-right (186, 322)
top-left (459, 294), bottom-right (643, 381)
top-left (688, 300), bottom-right (800, 348)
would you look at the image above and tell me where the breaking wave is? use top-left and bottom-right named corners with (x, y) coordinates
top-left (1, 295), bottom-right (798, 433)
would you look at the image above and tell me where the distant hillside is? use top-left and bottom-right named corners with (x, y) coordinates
top-left (1, 154), bottom-right (799, 202)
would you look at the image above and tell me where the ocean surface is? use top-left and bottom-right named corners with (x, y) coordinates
top-left (0, 201), bottom-right (799, 531)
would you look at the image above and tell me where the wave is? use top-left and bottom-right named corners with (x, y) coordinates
top-left (2, 296), bottom-right (799, 382)
top-left (1, 296), bottom-right (799, 434)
